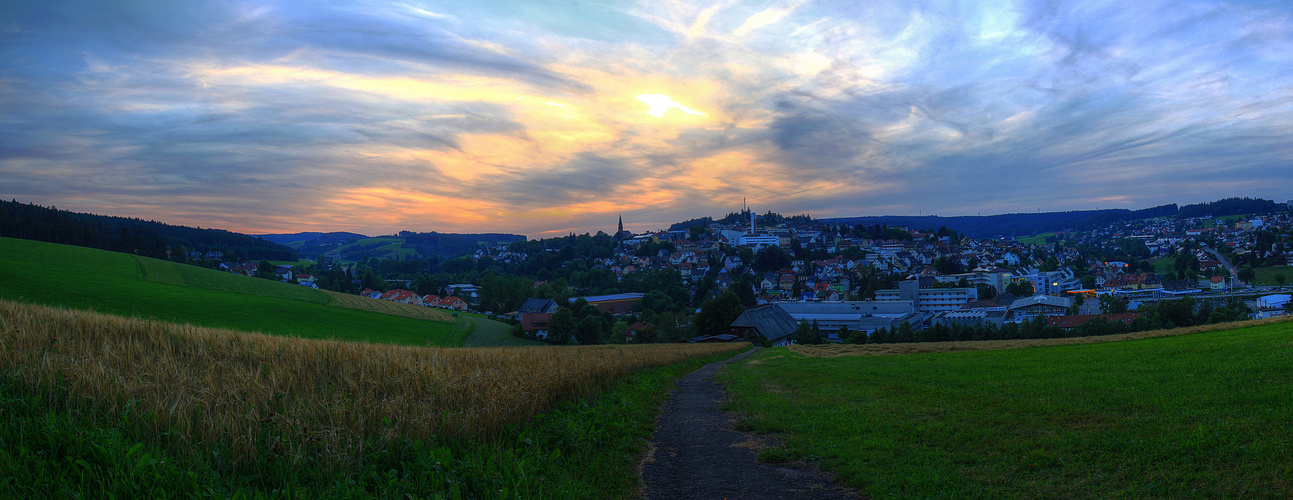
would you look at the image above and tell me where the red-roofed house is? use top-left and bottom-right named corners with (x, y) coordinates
top-left (439, 296), bottom-right (468, 311)
top-left (522, 313), bottom-right (553, 339)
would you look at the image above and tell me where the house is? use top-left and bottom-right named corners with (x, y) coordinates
top-left (727, 305), bottom-right (799, 346)
top-left (623, 322), bottom-right (654, 343)
top-left (518, 298), bottom-right (559, 314)
top-left (522, 313), bottom-right (553, 339)
top-left (1210, 275), bottom-right (1228, 291)
top-left (361, 288), bottom-right (382, 299)
top-left (439, 296), bottom-right (468, 311)
top-left (422, 294), bottom-right (440, 306)
top-left (391, 290), bottom-right (420, 305)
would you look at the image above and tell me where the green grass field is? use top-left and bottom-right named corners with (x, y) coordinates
top-left (1252, 265), bottom-right (1291, 286)
top-left (0, 237), bottom-right (462, 345)
top-left (461, 315), bottom-right (545, 347)
top-left (1016, 232), bottom-right (1055, 245)
top-left (1151, 255), bottom-right (1176, 274)
top-left (720, 321), bottom-right (1293, 498)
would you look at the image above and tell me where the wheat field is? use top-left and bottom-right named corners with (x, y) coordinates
top-left (0, 299), bottom-right (744, 469)
top-left (322, 290), bottom-right (455, 322)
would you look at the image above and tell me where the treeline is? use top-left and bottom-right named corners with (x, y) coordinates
top-left (0, 200), bottom-right (295, 261)
top-left (1178, 197), bottom-right (1283, 218)
top-left (400, 231), bottom-right (526, 257)
top-left (821, 198), bottom-right (1291, 239)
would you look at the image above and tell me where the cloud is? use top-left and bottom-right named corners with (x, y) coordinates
top-left (1, 0), bottom-right (1292, 236)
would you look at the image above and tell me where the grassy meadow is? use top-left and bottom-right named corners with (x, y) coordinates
top-left (0, 299), bottom-right (746, 497)
top-left (719, 317), bottom-right (1293, 498)
top-left (1252, 265), bottom-right (1291, 286)
top-left (0, 237), bottom-right (464, 345)
top-left (1016, 232), bottom-right (1055, 245)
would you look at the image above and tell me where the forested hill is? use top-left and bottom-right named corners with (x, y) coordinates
top-left (822, 204), bottom-right (1180, 239)
top-left (400, 231), bottom-right (527, 257)
top-left (0, 200), bottom-right (296, 261)
top-left (256, 232), bottom-right (370, 245)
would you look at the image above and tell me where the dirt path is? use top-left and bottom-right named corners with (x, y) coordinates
top-left (639, 348), bottom-right (858, 499)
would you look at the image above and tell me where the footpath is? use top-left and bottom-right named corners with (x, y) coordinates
top-left (639, 348), bottom-right (858, 499)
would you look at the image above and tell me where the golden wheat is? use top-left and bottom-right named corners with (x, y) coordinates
top-left (787, 315), bottom-right (1293, 358)
top-left (0, 299), bottom-right (744, 468)
top-left (322, 290), bottom-right (454, 322)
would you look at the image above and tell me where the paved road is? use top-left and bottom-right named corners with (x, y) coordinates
top-left (1204, 245), bottom-right (1239, 280)
top-left (640, 349), bottom-right (858, 500)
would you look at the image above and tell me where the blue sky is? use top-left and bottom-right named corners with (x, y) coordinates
top-left (2, 0), bottom-right (1291, 237)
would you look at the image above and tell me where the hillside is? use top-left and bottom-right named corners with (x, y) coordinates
top-left (0, 200), bottom-right (295, 260)
top-left (821, 198), bottom-right (1284, 238)
top-left (255, 231), bottom-right (369, 246)
top-left (0, 237), bottom-right (462, 345)
top-left (821, 204), bottom-right (1179, 239)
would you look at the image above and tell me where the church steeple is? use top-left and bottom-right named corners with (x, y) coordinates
top-left (618, 214), bottom-right (624, 234)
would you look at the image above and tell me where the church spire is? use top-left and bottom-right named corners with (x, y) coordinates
top-left (618, 214), bottom-right (624, 234)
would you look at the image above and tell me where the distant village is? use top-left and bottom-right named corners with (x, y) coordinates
top-left (207, 203), bottom-right (1293, 345)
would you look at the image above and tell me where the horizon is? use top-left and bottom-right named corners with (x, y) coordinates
top-left (9, 196), bottom-right (1274, 241)
top-left (3, 1), bottom-right (1292, 237)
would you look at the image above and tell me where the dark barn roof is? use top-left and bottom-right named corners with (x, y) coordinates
top-left (728, 305), bottom-right (798, 342)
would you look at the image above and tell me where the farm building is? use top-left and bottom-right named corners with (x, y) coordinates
top-left (727, 305), bottom-right (798, 346)
top-left (569, 293), bottom-right (645, 315)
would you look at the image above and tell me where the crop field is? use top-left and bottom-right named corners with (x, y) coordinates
top-left (0, 299), bottom-right (741, 463)
top-left (0, 237), bottom-right (460, 345)
top-left (720, 317), bottom-right (1293, 498)
top-left (0, 299), bottom-right (744, 497)
top-left (321, 290), bottom-right (454, 322)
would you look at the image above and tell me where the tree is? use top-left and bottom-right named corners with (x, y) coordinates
top-left (793, 320), bottom-right (818, 345)
top-left (1238, 265), bottom-right (1255, 284)
top-left (575, 315), bottom-right (609, 345)
top-left (548, 308), bottom-right (576, 345)
top-left (1006, 280), bottom-right (1034, 297)
top-left (1158, 297), bottom-right (1197, 328)
top-left (1275, 273), bottom-right (1286, 287)
top-left (693, 291), bottom-right (745, 336)
top-left (1099, 295), bottom-right (1128, 314)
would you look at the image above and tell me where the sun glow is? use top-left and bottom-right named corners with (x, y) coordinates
top-left (636, 94), bottom-right (704, 117)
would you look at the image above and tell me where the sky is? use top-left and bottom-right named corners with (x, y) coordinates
top-left (2, 0), bottom-right (1292, 238)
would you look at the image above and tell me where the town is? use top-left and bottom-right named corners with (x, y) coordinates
top-left (198, 198), bottom-right (1293, 346)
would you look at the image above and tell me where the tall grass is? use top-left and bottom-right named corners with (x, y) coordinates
top-left (0, 299), bottom-right (743, 473)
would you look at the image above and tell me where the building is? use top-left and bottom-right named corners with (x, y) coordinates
top-left (521, 313), bottom-right (553, 339)
top-left (570, 293), bottom-right (645, 315)
top-left (874, 280), bottom-right (977, 313)
top-left (776, 301), bottom-right (920, 338)
top-left (1006, 295), bottom-right (1073, 321)
top-left (518, 298), bottom-right (559, 314)
top-left (728, 305), bottom-right (799, 346)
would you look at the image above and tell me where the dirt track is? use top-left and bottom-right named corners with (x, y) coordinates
top-left (639, 349), bottom-right (858, 499)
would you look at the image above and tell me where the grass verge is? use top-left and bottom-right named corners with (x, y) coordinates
top-left (719, 320), bottom-right (1293, 498)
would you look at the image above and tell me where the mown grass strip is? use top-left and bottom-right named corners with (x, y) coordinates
top-left (719, 320), bottom-right (1293, 498)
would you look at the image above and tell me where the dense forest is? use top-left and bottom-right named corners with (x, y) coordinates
top-left (1177, 197), bottom-right (1283, 218)
top-left (0, 200), bottom-right (295, 260)
top-left (400, 231), bottom-right (527, 257)
top-left (822, 199), bottom-right (1285, 238)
